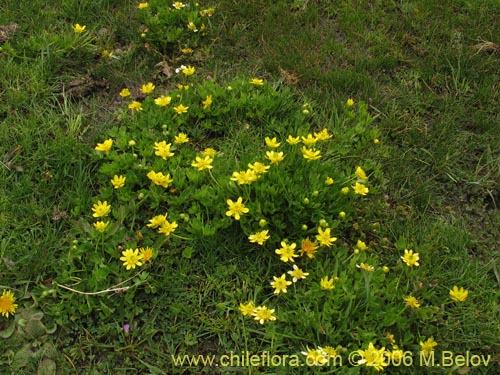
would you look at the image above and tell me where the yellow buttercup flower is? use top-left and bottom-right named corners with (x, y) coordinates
top-left (230, 170), bottom-right (258, 185)
top-left (92, 200), bottom-right (111, 218)
top-left (158, 220), bottom-right (178, 236)
top-left (357, 343), bottom-right (388, 372)
top-left (140, 82), bottom-right (155, 94)
top-left (110, 175), bottom-right (126, 189)
top-left (120, 248), bottom-right (143, 270)
top-left (139, 247), bottom-right (154, 262)
top-left (353, 182), bottom-right (369, 195)
top-left (239, 301), bottom-right (255, 316)
top-left (356, 263), bottom-right (375, 272)
top-left (250, 78), bottom-right (264, 86)
top-left (191, 156), bottom-right (213, 170)
top-left (401, 249), bottom-right (420, 267)
top-left (355, 166), bottom-right (368, 181)
top-left (137, 2), bottom-right (149, 9)
top-left (182, 65), bottom-right (196, 76)
top-left (253, 306), bottom-right (276, 324)
top-left (420, 338), bottom-right (437, 357)
top-left (265, 151), bottom-right (284, 164)
top-left (174, 104), bottom-right (189, 114)
top-left (72, 24), bottom-right (86, 33)
top-left (128, 101), bottom-right (143, 111)
top-left (95, 139), bottom-right (113, 153)
top-left (356, 239), bottom-right (367, 251)
top-left (202, 95), bottom-right (212, 109)
top-left (187, 22), bottom-right (198, 32)
top-left (119, 88), bottom-right (131, 97)
top-left (314, 128), bottom-right (333, 141)
top-left (226, 197), bottom-right (249, 220)
top-left (404, 295), bottom-right (420, 308)
top-left (248, 162), bottom-right (270, 174)
top-left (316, 227), bottom-right (337, 247)
top-left (320, 276), bottom-right (338, 290)
top-left (175, 132), bottom-right (189, 144)
top-left (0, 290), bottom-right (18, 317)
top-left (346, 98), bottom-right (355, 107)
top-left (287, 264), bottom-right (309, 282)
top-left (301, 134), bottom-right (317, 147)
top-left (147, 214), bottom-right (168, 228)
top-left (248, 230), bottom-right (270, 245)
top-left (275, 241), bottom-right (298, 262)
top-left (265, 137), bottom-right (280, 148)
top-left (286, 135), bottom-right (301, 145)
top-left (147, 171), bottom-right (173, 188)
top-left (299, 238), bottom-right (318, 259)
top-left (154, 141), bottom-right (174, 159)
top-left (301, 146), bottom-right (321, 161)
top-left (93, 221), bottom-right (109, 233)
top-left (325, 177), bottom-right (334, 185)
top-left (181, 47), bottom-right (193, 54)
top-left (202, 148), bottom-right (218, 157)
top-left (270, 274), bottom-right (292, 294)
top-left (302, 347), bottom-right (328, 366)
top-left (155, 95), bottom-right (172, 107)
top-left (449, 286), bottom-right (469, 302)
top-left (172, 1), bottom-right (186, 9)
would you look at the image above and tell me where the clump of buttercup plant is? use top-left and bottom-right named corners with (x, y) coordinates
top-left (135, 1), bottom-right (215, 54)
top-left (53, 66), bottom-right (474, 372)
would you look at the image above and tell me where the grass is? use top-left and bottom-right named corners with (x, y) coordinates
top-left (1, 0), bottom-right (499, 374)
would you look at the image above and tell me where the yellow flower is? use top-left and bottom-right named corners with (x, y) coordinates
top-left (93, 221), bottom-right (109, 233)
top-left (176, 84), bottom-right (189, 91)
top-left (355, 166), bottom-right (368, 181)
top-left (356, 239), bottom-right (367, 251)
top-left (301, 134), bottom-right (317, 147)
top-left (420, 338), bottom-right (437, 357)
top-left (187, 22), bottom-right (198, 32)
top-left (182, 65), bottom-right (196, 76)
top-left (137, 2), bottom-right (149, 9)
top-left (346, 98), bottom-right (355, 107)
top-left (139, 247), bottom-right (154, 262)
top-left (95, 139), bottom-right (113, 153)
top-left (155, 95), bottom-right (172, 107)
top-left (191, 155), bottom-right (214, 170)
top-left (253, 306), bottom-right (276, 324)
top-left (140, 82), bottom-right (155, 94)
top-left (72, 24), bottom-right (86, 33)
top-left (248, 230), bottom-right (270, 245)
top-left (314, 128), bottom-right (333, 141)
top-left (325, 177), bottom-right (334, 185)
top-left (0, 290), bottom-right (18, 317)
top-left (158, 220), bottom-right (178, 236)
top-left (341, 186), bottom-right (350, 194)
top-left (174, 104), bottom-right (189, 114)
top-left (202, 95), bottom-right (212, 109)
top-left (299, 238), bottom-right (319, 259)
top-left (320, 276), bottom-right (338, 290)
top-left (226, 197), bottom-right (249, 220)
top-left (110, 175), bottom-right (126, 189)
top-left (202, 148), bottom-right (218, 157)
top-left (181, 47), bottom-right (193, 54)
top-left (270, 274), bottom-right (292, 294)
top-left (120, 248), bottom-right (143, 270)
top-left (302, 347), bottom-right (328, 366)
top-left (147, 214), bottom-right (168, 228)
top-left (250, 78), bottom-right (264, 86)
top-left (239, 301), bottom-right (255, 316)
top-left (147, 171), bottom-right (173, 188)
top-left (92, 200), bottom-right (111, 218)
top-left (128, 101), bottom-right (143, 111)
top-left (316, 227), bottom-right (337, 247)
top-left (265, 151), bottom-right (284, 164)
top-left (449, 286), bottom-right (469, 302)
top-left (265, 137), bottom-right (280, 148)
top-left (386, 333), bottom-right (396, 345)
top-left (175, 132), bottom-right (189, 144)
top-left (357, 343), bottom-right (388, 372)
top-left (275, 241), bottom-right (298, 262)
top-left (119, 88), bottom-right (131, 97)
top-left (154, 141), bottom-right (174, 160)
top-left (248, 162), bottom-right (270, 174)
top-left (374, 138), bottom-right (380, 144)
top-left (356, 263), bottom-right (375, 272)
top-left (230, 170), bottom-right (258, 185)
top-left (339, 211), bottom-right (346, 218)
top-left (353, 182), bottom-right (369, 195)
top-left (200, 7), bottom-right (215, 16)
top-left (301, 146), bottom-right (321, 161)
top-left (286, 135), bottom-right (301, 145)
top-left (404, 295), bottom-right (421, 308)
top-left (287, 264), bottom-right (309, 282)
top-left (401, 249), bottom-right (420, 267)
top-left (172, 1), bottom-right (186, 9)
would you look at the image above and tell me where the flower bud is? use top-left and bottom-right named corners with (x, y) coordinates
top-left (303, 198), bottom-right (310, 204)
top-left (301, 224), bottom-right (308, 230)
top-left (339, 211), bottom-right (346, 218)
top-left (259, 219), bottom-right (267, 227)
top-left (382, 266), bottom-right (390, 273)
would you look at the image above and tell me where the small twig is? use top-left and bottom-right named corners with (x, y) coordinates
top-left (55, 282), bottom-right (131, 295)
